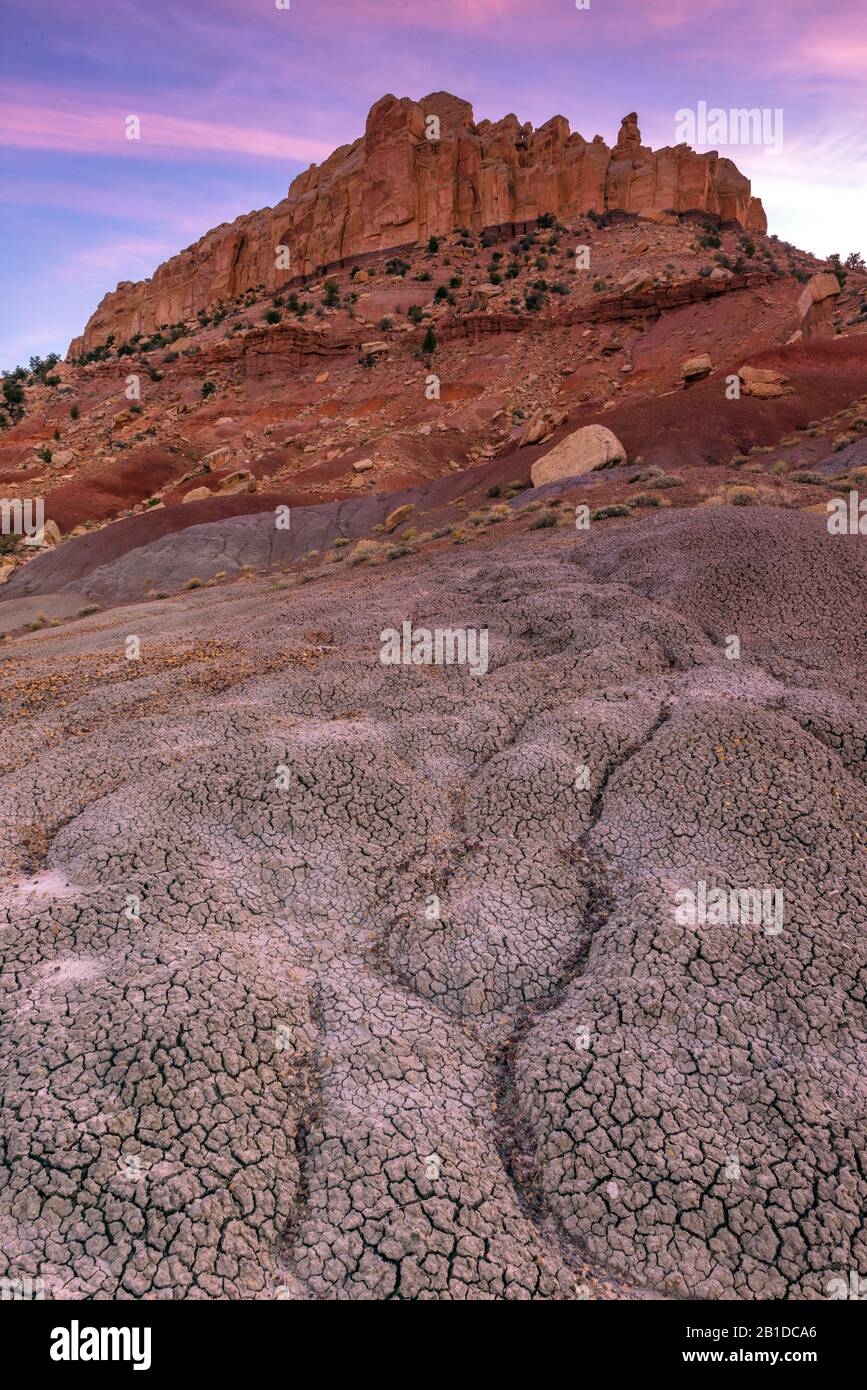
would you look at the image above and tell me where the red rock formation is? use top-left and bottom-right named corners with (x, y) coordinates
top-left (68, 93), bottom-right (767, 357)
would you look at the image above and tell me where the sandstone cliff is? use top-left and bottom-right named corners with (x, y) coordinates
top-left (68, 92), bottom-right (767, 356)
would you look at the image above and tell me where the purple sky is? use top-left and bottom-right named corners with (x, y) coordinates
top-left (2, 0), bottom-right (865, 370)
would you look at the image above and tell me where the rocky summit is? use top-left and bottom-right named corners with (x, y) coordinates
top-left (1, 82), bottom-right (866, 1310)
top-left (68, 93), bottom-right (766, 356)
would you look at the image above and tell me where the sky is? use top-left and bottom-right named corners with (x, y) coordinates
top-left (1, 0), bottom-right (865, 372)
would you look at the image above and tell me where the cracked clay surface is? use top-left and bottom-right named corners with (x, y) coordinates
top-left (0, 507), bottom-right (864, 1299)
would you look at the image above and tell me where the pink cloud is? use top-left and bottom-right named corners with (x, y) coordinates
top-left (0, 86), bottom-right (335, 163)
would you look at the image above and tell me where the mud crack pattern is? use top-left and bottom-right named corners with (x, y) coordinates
top-left (0, 508), bottom-right (864, 1298)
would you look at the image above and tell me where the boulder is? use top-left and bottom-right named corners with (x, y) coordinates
top-left (217, 469), bottom-right (257, 495)
top-left (384, 503), bottom-right (414, 533)
top-left (531, 424), bottom-right (626, 486)
top-left (797, 272), bottom-right (841, 319)
top-left (681, 353), bottom-right (713, 381)
top-left (743, 381), bottom-right (785, 399)
top-left (352, 457), bottom-right (375, 473)
top-left (798, 272), bottom-right (841, 339)
top-left (618, 269), bottom-right (653, 295)
top-left (519, 406), bottom-right (568, 448)
top-left (182, 486), bottom-right (212, 504)
top-left (738, 365), bottom-right (788, 399)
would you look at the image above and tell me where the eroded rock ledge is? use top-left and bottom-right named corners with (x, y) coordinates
top-left (69, 94), bottom-right (766, 356)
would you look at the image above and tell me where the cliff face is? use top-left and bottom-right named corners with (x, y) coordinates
top-left (68, 92), bottom-right (767, 356)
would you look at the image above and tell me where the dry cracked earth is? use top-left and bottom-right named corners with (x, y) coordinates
top-left (0, 506), bottom-right (865, 1300)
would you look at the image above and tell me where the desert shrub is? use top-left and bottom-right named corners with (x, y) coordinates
top-left (265, 308), bottom-right (281, 324)
top-left (591, 504), bottom-right (631, 520)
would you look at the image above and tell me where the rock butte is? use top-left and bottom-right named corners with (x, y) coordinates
top-left (68, 92), bottom-right (766, 356)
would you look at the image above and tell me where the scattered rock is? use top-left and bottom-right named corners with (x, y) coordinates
top-left (738, 364), bottom-right (789, 399)
top-left (618, 269), bottom-right (652, 295)
top-left (681, 353), bottom-right (713, 381)
top-left (384, 503), bottom-right (414, 533)
top-left (519, 406), bottom-right (568, 447)
top-left (217, 469), bottom-right (257, 496)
